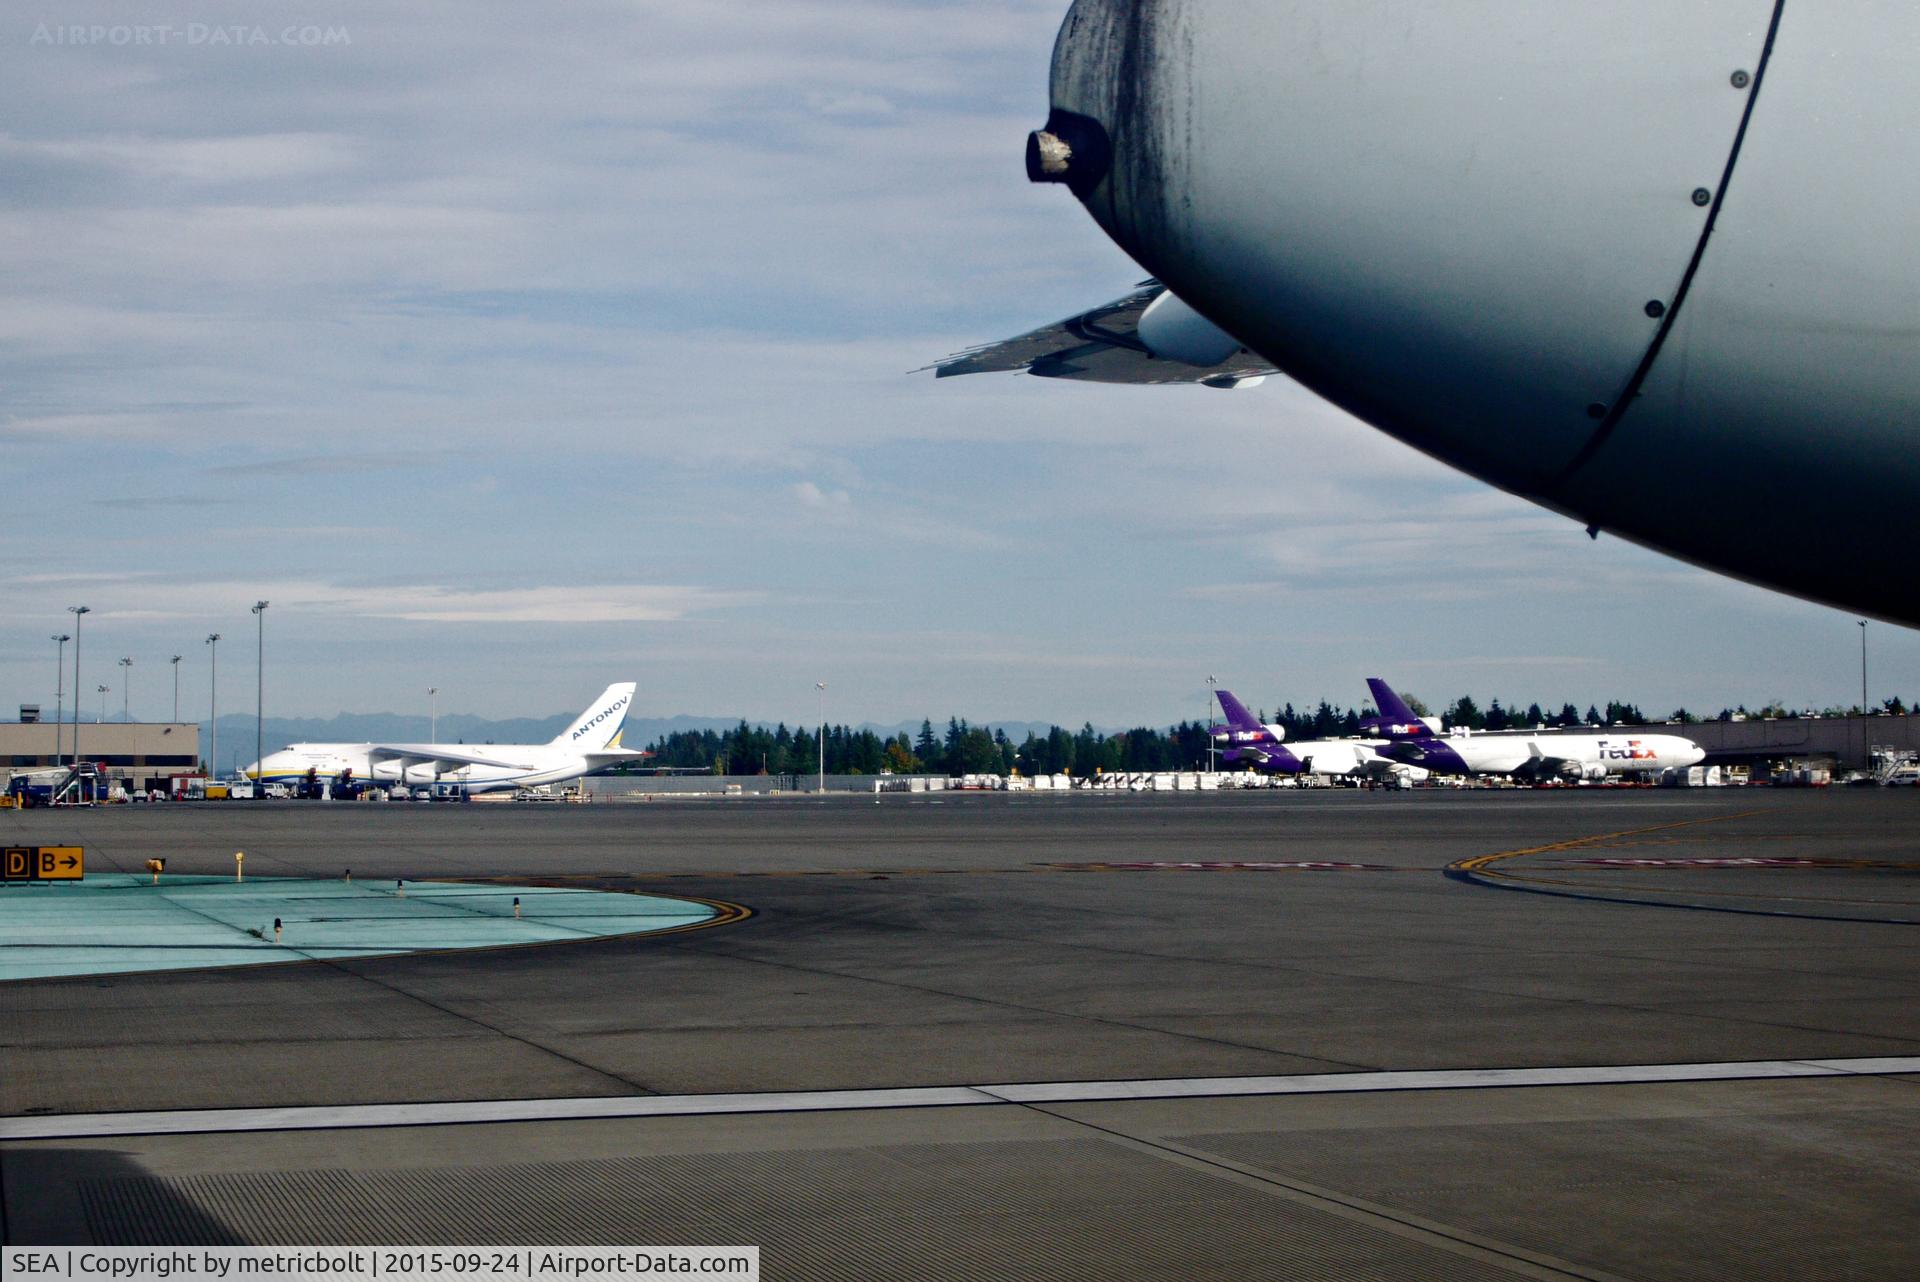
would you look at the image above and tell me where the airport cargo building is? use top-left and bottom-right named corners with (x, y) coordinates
top-left (5, 706), bottom-right (200, 793)
top-left (1620, 713), bottom-right (1920, 772)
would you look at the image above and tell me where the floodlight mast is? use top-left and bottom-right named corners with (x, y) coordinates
top-left (252, 601), bottom-right (269, 790)
top-left (816, 682), bottom-right (827, 794)
top-left (51, 634), bottom-right (70, 764)
top-left (68, 606), bottom-right (89, 777)
top-left (207, 634), bottom-right (222, 780)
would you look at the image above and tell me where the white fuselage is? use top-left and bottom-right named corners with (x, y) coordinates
top-left (1218, 725), bottom-right (1410, 779)
top-left (1283, 738), bottom-right (1387, 777)
top-left (1396, 733), bottom-right (1705, 780)
top-left (245, 680), bottom-right (642, 795)
top-left (252, 745), bottom-right (593, 793)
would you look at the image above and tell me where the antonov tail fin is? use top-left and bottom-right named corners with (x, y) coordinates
top-left (551, 682), bottom-right (637, 751)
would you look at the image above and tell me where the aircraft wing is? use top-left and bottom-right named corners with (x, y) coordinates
top-left (364, 744), bottom-right (537, 770)
top-left (929, 282), bottom-right (1277, 388)
top-left (583, 747), bottom-right (652, 763)
top-left (1516, 741), bottom-right (1599, 781)
top-left (1234, 745), bottom-right (1287, 765)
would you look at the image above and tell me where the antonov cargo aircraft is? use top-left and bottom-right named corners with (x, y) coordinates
top-left (1363, 680), bottom-right (1705, 783)
top-left (1210, 688), bottom-right (1413, 780)
top-left (942, 1), bottom-right (1920, 627)
top-left (246, 682), bottom-right (646, 794)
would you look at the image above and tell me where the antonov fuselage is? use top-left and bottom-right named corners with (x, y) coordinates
top-left (245, 682), bottom-right (645, 794)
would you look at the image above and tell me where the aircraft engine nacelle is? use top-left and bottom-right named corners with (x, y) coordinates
top-left (1034, 1), bottom-right (1920, 625)
top-left (368, 761), bottom-right (434, 785)
top-left (1134, 291), bottom-right (1242, 368)
top-left (1577, 762), bottom-right (1610, 783)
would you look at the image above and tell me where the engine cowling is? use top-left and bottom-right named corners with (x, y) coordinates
top-left (1037, 0), bottom-right (1920, 625)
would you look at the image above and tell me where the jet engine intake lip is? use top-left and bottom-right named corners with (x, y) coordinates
top-left (1027, 109), bottom-right (1112, 197)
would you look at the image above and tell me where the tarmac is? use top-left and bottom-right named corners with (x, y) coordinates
top-left (3, 789), bottom-right (1918, 1279)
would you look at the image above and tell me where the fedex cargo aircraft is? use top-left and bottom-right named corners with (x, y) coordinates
top-left (941, 1), bottom-right (1920, 627)
top-left (1210, 688), bottom-right (1399, 779)
top-left (245, 682), bottom-right (647, 794)
top-left (1362, 679), bottom-right (1705, 783)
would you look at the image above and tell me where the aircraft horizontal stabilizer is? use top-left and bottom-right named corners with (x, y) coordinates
top-left (928, 282), bottom-right (1276, 389)
top-left (584, 747), bottom-right (651, 763)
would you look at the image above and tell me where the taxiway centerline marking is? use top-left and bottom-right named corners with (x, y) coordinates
top-left (4, 1056), bottom-right (1916, 1141)
top-left (1450, 809), bottom-right (1770, 879)
top-left (1445, 810), bottom-right (1920, 922)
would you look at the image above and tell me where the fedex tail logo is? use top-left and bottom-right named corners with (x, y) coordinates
top-left (572, 694), bottom-right (630, 740)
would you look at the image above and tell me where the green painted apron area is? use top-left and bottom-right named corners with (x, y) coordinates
top-left (0, 875), bottom-right (719, 981)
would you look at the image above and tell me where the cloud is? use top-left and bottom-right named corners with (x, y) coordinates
top-left (0, 130), bottom-right (361, 184)
top-left (211, 455), bottom-right (419, 477)
top-left (328, 583), bottom-right (755, 624)
top-left (92, 494), bottom-right (244, 510)
top-left (3, 573), bottom-right (756, 624)
top-left (1391, 655), bottom-right (1606, 670)
top-left (792, 480), bottom-right (851, 510)
top-left (803, 90), bottom-right (895, 118)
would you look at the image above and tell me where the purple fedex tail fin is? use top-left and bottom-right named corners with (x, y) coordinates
top-left (1362, 678), bottom-right (1435, 739)
top-left (1366, 678), bottom-right (1420, 725)
top-left (1215, 689), bottom-right (1263, 731)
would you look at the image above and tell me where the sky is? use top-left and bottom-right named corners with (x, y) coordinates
top-left (4, 0), bottom-right (1915, 730)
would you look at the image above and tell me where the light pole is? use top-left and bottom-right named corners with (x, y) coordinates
top-left (1206, 674), bottom-right (1217, 773)
top-left (429, 687), bottom-right (439, 744)
top-left (206, 634), bottom-right (221, 778)
top-left (118, 657), bottom-right (133, 722)
top-left (815, 681), bottom-right (826, 794)
top-left (251, 601), bottom-right (269, 785)
top-left (68, 605), bottom-right (89, 771)
top-left (1859, 620), bottom-right (1869, 714)
top-left (51, 634), bottom-right (69, 765)
top-left (171, 654), bottom-right (183, 722)
top-left (97, 684), bottom-right (110, 723)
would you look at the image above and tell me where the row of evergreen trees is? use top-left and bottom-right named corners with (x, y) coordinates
top-left (638, 717), bottom-right (1218, 779)
top-left (636, 694), bottom-right (1912, 778)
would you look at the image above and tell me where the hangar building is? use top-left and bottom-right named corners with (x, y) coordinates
top-left (4, 705), bottom-right (201, 794)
